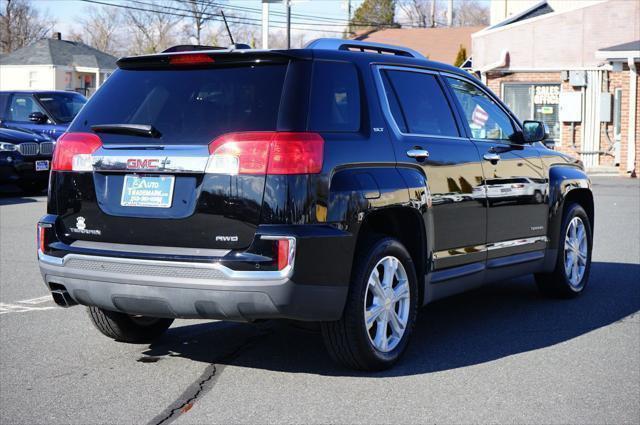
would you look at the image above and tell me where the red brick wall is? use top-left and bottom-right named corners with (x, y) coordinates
top-left (486, 68), bottom-right (638, 175)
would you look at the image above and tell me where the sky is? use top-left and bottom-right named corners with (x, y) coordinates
top-left (30, 0), bottom-right (365, 42)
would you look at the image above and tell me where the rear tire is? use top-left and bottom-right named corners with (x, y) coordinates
top-left (87, 307), bottom-right (174, 343)
top-left (321, 237), bottom-right (418, 371)
top-left (535, 203), bottom-right (592, 298)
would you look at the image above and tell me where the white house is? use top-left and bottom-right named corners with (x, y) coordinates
top-left (0, 33), bottom-right (117, 97)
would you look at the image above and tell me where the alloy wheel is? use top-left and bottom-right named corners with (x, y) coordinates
top-left (364, 256), bottom-right (410, 353)
top-left (564, 216), bottom-right (588, 287)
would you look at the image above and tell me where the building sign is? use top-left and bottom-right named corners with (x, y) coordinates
top-left (533, 85), bottom-right (560, 105)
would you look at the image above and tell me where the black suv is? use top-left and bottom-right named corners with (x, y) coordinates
top-left (38, 39), bottom-right (594, 370)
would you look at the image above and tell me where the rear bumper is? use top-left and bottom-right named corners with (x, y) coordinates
top-left (38, 252), bottom-right (347, 321)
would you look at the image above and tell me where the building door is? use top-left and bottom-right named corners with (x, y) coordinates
top-left (444, 76), bottom-right (549, 260)
top-left (375, 66), bottom-right (487, 271)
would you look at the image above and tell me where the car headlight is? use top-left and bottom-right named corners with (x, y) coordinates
top-left (0, 142), bottom-right (18, 152)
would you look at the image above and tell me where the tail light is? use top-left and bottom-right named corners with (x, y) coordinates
top-left (206, 132), bottom-right (324, 175)
top-left (276, 239), bottom-right (290, 271)
top-left (52, 132), bottom-right (102, 171)
top-left (37, 223), bottom-right (51, 253)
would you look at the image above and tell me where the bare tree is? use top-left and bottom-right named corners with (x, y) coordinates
top-left (0, 0), bottom-right (54, 53)
top-left (69, 6), bottom-right (124, 56)
top-left (179, 0), bottom-right (218, 45)
top-left (453, 0), bottom-right (489, 26)
top-left (397, 0), bottom-right (432, 28)
top-left (125, 0), bottom-right (181, 54)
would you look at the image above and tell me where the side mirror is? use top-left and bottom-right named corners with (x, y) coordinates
top-left (28, 112), bottom-right (47, 124)
top-left (522, 120), bottom-right (549, 143)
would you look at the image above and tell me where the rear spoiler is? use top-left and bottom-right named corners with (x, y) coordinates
top-left (117, 49), bottom-right (312, 70)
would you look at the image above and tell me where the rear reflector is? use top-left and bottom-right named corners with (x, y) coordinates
top-left (52, 132), bottom-right (102, 171)
top-left (169, 54), bottom-right (215, 65)
top-left (206, 132), bottom-right (324, 175)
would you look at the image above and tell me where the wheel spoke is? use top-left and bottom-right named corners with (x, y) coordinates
top-left (366, 304), bottom-right (384, 329)
top-left (368, 270), bottom-right (385, 299)
top-left (374, 314), bottom-right (389, 351)
top-left (382, 258), bottom-right (397, 289)
top-left (393, 281), bottom-right (410, 302)
top-left (388, 309), bottom-right (405, 336)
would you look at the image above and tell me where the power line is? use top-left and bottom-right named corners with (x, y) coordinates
top-left (80, 0), bottom-right (348, 34)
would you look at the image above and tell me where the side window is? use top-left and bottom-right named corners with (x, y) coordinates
top-left (383, 70), bottom-right (459, 137)
top-left (8, 94), bottom-right (45, 122)
top-left (0, 93), bottom-right (10, 120)
top-left (309, 61), bottom-right (360, 132)
top-left (446, 77), bottom-right (516, 141)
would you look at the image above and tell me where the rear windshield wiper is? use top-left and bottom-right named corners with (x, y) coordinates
top-left (91, 124), bottom-right (161, 138)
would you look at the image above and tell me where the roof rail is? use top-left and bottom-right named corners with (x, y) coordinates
top-left (304, 38), bottom-right (426, 60)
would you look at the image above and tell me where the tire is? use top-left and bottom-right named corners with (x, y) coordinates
top-left (535, 203), bottom-right (592, 298)
top-left (321, 237), bottom-right (419, 371)
top-left (87, 307), bottom-right (174, 343)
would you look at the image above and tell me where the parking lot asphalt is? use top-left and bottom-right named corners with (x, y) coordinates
top-left (1, 176), bottom-right (639, 425)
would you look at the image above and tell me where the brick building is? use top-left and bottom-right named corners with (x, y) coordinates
top-left (472, 0), bottom-right (639, 176)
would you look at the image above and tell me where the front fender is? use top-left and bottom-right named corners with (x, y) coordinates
top-left (544, 165), bottom-right (592, 270)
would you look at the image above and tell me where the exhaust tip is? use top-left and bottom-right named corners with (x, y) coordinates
top-left (49, 284), bottom-right (77, 308)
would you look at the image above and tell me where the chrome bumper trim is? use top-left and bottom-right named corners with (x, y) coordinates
top-left (38, 236), bottom-right (296, 281)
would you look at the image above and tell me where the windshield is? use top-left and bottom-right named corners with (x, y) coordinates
top-left (68, 64), bottom-right (288, 145)
top-left (34, 92), bottom-right (87, 123)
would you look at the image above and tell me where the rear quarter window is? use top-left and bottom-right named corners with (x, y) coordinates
top-left (309, 61), bottom-right (361, 132)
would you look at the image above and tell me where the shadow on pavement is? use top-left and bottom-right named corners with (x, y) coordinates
top-left (143, 261), bottom-right (640, 377)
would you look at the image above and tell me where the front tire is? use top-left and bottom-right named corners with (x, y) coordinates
top-left (88, 307), bottom-right (174, 343)
top-left (535, 203), bottom-right (592, 298)
top-left (321, 237), bottom-right (418, 371)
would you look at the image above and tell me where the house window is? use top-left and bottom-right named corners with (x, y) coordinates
top-left (64, 72), bottom-right (72, 90)
top-left (613, 88), bottom-right (622, 141)
top-left (29, 71), bottom-right (39, 88)
top-left (502, 83), bottom-right (561, 143)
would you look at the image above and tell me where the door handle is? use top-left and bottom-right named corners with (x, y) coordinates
top-left (406, 149), bottom-right (429, 160)
top-left (483, 152), bottom-right (501, 163)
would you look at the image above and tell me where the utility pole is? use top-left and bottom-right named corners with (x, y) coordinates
top-left (430, 0), bottom-right (436, 28)
top-left (347, 0), bottom-right (352, 36)
top-left (447, 0), bottom-right (453, 26)
top-left (286, 0), bottom-right (291, 49)
top-left (262, 1), bottom-right (270, 49)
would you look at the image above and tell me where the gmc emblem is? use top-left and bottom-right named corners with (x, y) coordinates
top-left (126, 158), bottom-right (159, 169)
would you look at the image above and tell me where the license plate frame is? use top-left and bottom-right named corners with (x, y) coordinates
top-left (35, 160), bottom-right (49, 171)
top-left (120, 175), bottom-right (175, 208)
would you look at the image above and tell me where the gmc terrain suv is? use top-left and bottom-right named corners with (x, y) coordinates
top-left (38, 39), bottom-right (594, 370)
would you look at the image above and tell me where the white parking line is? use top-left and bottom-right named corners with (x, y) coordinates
top-left (0, 302), bottom-right (56, 314)
top-left (18, 295), bottom-right (53, 305)
top-left (0, 295), bottom-right (57, 315)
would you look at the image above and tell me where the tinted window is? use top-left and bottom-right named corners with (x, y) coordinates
top-left (34, 92), bottom-right (86, 123)
top-left (381, 72), bottom-right (408, 133)
top-left (309, 61), bottom-right (360, 132)
top-left (446, 77), bottom-right (516, 141)
top-left (0, 93), bottom-right (10, 120)
top-left (383, 70), bottom-right (459, 137)
top-left (69, 64), bottom-right (288, 144)
top-left (7, 94), bottom-right (45, 122)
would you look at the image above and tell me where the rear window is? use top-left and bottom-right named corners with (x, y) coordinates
top-left (309, 61), bottom-right (360, 132)
top-left (69, 64), bottom-right (288, 144)
top-left (34, 92), bottom-right (86, 123)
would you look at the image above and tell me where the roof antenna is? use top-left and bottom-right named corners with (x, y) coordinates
top-left (220, 10), bottom-right (235, 46)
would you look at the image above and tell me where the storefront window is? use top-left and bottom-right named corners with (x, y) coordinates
top-left (502, 83), bottom-right (561, 142)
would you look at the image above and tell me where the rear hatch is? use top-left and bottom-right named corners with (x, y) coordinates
top-left (52, 51), bottom-right (312, 250)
